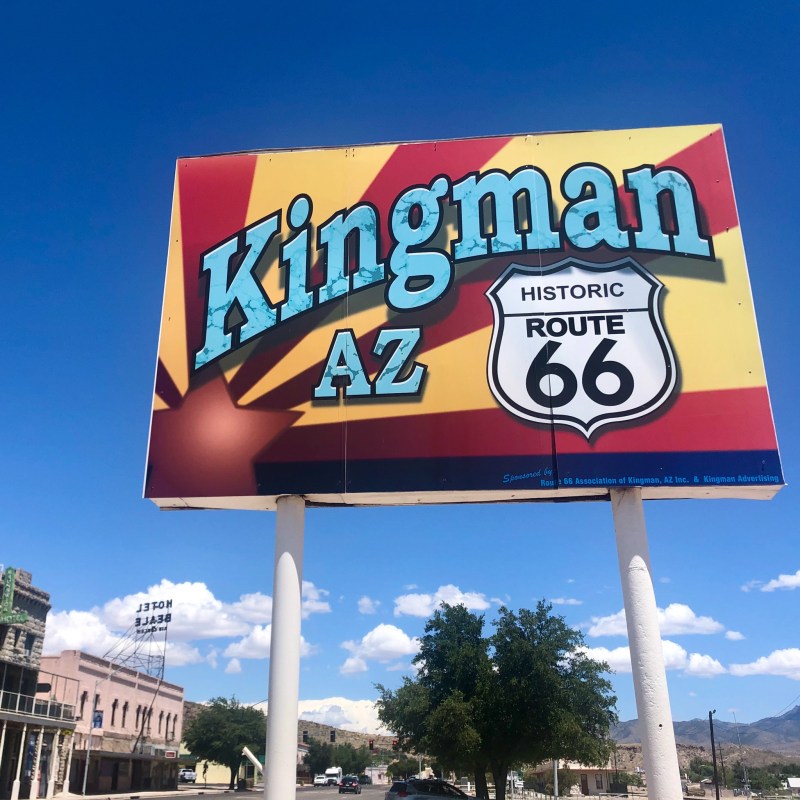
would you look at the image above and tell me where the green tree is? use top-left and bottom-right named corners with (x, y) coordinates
top-left (377, 602), bottom-right (617, 800)
top-left (304, 738), bottom-right (333, 776)
top-left (335, 742), bottom-right (371, 775)
top-left (378, 604), bottom-right (491, 797)
top-left (387, 755), bottom-right (421, 779)
top-left (183, 697), bottom-right (266, 789)
top-left (304, 740), bottom-right (371, 779)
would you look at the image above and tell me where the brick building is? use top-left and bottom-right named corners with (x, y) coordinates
top-left (0, 567), bottom-right (77, 800)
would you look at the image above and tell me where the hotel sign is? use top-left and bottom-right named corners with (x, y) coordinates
top-left (145, 124), bottom-right (783, 509)
top-left (0, 567), bottom-right (28, 625)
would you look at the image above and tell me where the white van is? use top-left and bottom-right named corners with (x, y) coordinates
top-left (325, 767), bottom-right (343, 785)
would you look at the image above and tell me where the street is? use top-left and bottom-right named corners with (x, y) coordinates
top-left (171, 786), bottom-right (386, 800)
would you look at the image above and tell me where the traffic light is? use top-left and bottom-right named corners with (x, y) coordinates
top-left (368, 739), bottom-right (374, 750)
top-left (302, 730), bottom-right (308, 744)
top-left (392, 739), bottom-right (398, 750)
top-left (330, 730), bottom-right (336, 743)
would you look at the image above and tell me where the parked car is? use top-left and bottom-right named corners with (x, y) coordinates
top-left (314, 775), bottom-right (328, 787)
top-left (385, 778), bottom-right (473, 799)
top-left (339, 775), bottom-right (361, 794)
top-left (178, 768), bottom-right (197, 784)
top-left (358, 774), bottom-right (372, 785)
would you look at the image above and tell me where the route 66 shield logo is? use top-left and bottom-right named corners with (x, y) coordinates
top-left (486, 257), bottom-right (677, 438)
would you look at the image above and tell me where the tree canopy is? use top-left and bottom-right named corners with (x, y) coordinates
top-left (183, 697), bottom-right (266, 788)
top-left (304, 739), bottom-right (372, 777)
top-left (376, 602), bottom-right (617, 800)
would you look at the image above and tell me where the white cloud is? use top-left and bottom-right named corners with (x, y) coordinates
top-left (760, 569), bottom-right (800, 592)
top-left (297, 698), bottom-right (390, 733)
top-left (685, 653), bottom-right (726, 677)
top-left (730, 649), bottom-right (800, 680)
top-left (230, 593), bottom-right (272, 624)
top-left (661, 640), bottom-right (692, 671)
top-left (659, 577), bottom-right (671, 584)
top-left (340, 657), bottom-right (368, 675)
top-left (225, 658), bottom-right (242, 674)
top-left (741, 580), bottom-right (762, 592)
top-left (582, 641), bottom-right (725, 677)
top-left (586, 609), bottom-right (628, 637)
top-left (394, 584), bottom-right (491, 618)
top-left (582, 645), bottom-right (633, 673)
top-left (302, 582), bottom-right (332, 618)
top-left (101, 580), bottom-right (250, 640)
top-left (44, 579), bottom-right (330, 665)
top-left (42, 610), bottom-right (121, 656)
top-left (587, 603), bottom-right (724, 637)
top-left (223, 625), bottom-right (315, 660)
top-left (725, 631), bottom-right (745, 641)
top-left (165, 641), bottom-right (204, 667)
top-left (551, 597), bottom-right (583, 606)
top-left (341, 624), bottom-right (420, 671)
top-left (358, 596), bottom-right (380, 615)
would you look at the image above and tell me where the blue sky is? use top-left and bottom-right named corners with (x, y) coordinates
top-left (2, 2), bottom-right (798, 734)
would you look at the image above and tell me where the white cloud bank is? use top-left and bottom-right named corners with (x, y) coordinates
top-left (358, 596), bottom-right (380, 615)
top-left (587, 603), bottom-right (725, 637)
top-left (730, 648), bottom-right (800, 680)
top-left (341, 624), bottom-right (419, 674)
top-left (43, 578), bottom-right (329, 667)
top-left (741, 569), bottom-right (800, 593)
top-left (583, 641), bottom-right (726, 677)
top-left (394, 584), bottom-right (492, 618)
top-left (249, 697), bottom-right (389, 734)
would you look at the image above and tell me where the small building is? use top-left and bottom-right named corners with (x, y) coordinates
top-left (529, 760), bottom-right (623, 796)
top-left (0, 567), bottom-right (77, 800)
top-left (786, 777), bottom-right (800, 796)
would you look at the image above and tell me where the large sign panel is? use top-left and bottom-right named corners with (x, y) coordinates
top-left (145, 125), bottom-right (783, 509)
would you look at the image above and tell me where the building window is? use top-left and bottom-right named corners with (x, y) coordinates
top-left (136, 706), bottom-right (141, 729)
top-left (147, 708), bottom-right (152, 733)
top-left (111, 699), bottom-right (118, 727)
top-left (596, 774), bottom-right (604, 790)
top-left (24, 633), bottom-right (35, 657)
top-left (166, 713), bottom-right (172, 741)
top-left (122, 701), bottom-right (128, 728)
top-left (171, 715), bottom-right (177, 740)
top-left (158, 710), bottom-right (164, 734)
top-left (80, 691), bottom-right (88, 719)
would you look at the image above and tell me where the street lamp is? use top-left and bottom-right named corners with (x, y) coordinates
top-left (709, 710), bottom-right (720, 800)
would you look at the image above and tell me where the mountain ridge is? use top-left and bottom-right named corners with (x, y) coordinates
top-left (613, 706), bottom-right (800, 755)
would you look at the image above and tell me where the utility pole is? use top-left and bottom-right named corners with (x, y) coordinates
top-left (718, 743), bottom-right (726, 789)
top-left (732, 712), bottom-right (750, 796)
top-left (709, 711), bottom-right (720, 800)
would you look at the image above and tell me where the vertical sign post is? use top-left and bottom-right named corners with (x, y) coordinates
top-left (264, 496), bottom-right (305, 800)
top-left (612, 488), bottom-right (682, 800)
top-left (146, 125), bottom-right (784, 800)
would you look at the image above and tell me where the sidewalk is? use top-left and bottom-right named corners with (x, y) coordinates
top-left (57, 784), bottom-right (251, 800)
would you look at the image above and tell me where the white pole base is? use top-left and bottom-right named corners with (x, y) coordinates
top-left (264, 495), bottom-right (305, 800)
top-left (611, 488), bottom-right (682, 800)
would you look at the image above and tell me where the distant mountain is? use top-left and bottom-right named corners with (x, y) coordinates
top-left (613, 706), bottom-right (800, 756)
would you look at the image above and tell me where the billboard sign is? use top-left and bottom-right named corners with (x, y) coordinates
top-left (145, 124), bottom-right (783, 509)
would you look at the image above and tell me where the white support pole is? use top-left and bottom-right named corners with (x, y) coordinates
top-left (11, 723), bottom-right (27, 800)
top-left (0, 720), bottom-right (7, 791)
top-left (47, 731), bottom-right (59, 799)
top-left (30, 727), bottom-right (44, 800)
top-left (62, 731), bottom-right (75, 795)
top-left (611, 488), bottom-right (682, 800)
top-left (264, 495), bottom-right (305, 800)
